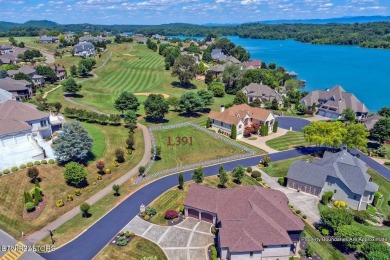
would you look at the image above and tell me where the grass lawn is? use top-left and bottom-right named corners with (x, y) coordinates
top-left (303, 223), bottom-right (345, 260)
top-left (149, 175), bottom-right (260, 225)
top-left (95, 236), bottom-right (167, 260)
top-left (79, 122), bottom-right (106, 159)
top-left (367, 168), bottom-right (390, 216)
top-left (149, 125), bottom-right (251, 174)
top-left (0, 124), bottom-right (144, 238)
top-left (0, 37), bottom-right (65, 54)
top-left (265, 131), bottom-right (309, 151)
top-left (261, 155), bottom-right (313, 177)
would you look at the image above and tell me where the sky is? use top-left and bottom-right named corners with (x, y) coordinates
top-left (0, 0), bottom-right (389, 25)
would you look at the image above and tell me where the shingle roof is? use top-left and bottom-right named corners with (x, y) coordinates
top-left (73, 42), bottom-right (95, 53)
top-left (243, 60), bottom-right (262, 68)
top-left (362, 115), bottom-right (382, 131)
top-left (300, 85), bottom-right (369, 114)
top-left (0, 44), bottom-right (12, 50)
top-left (241, 83), bottom-right (283, 102)
top-left (208, 104), bottom-right (273, 125)
top-left (0, 77), bottom-right (31, 92)
top-left (0, 100), bottom-right (49, 135)
top-left (287, 151), bottom-right (379, 195)
top-left (185, 184), bottom-right (304, 252)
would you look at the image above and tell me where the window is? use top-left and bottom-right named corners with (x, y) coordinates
top-left (220, 122), bottom-right (223, 126)
top-left (250, 252), bottom-right (253, 257)
top-left (353, 195), bottom-right (357, 200)
top-left (40, 120), bottom-right (47, 127)
top-left (334, 189), bottom-right (337, 193)
top-left (212, 119), bottom-right (214, 123)
top-left (281, 245), bottom-right (289, 247)
top-left (239, 125), bottom-right (242, 129)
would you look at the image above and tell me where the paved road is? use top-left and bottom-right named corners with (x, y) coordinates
top-left (41, 147), bottom-right (318, 260)
top-left (276, 116), bottom-right (310, 132)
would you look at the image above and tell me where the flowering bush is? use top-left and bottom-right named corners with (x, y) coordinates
top-left (165, 210), bottom-right (179, 219)
top-left (56, 199), bottom-right (64, 207)
top-left (105, 168), bottom-right (111, 174)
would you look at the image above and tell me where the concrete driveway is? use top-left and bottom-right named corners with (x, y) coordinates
top-left (256, 167), bottom-right (321, 223)
top-left (276, 116), bottom-right (310, 132)
top-left (121, 216), bottom-right (214, 260)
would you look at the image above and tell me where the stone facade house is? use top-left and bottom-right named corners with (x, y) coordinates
top-left (300, 85), bottom-right (369, 119)
top-left (185, 184), bottom-right (304, 260)
top-left (208, 104), bottom-right (276, 139)
top-left (286, 151), bottom-right (379, 210)
top-left (241, 83), bottom-right (284, 107)
top-left (73, 41), bottom-right (96, 57)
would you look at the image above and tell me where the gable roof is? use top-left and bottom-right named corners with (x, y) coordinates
top-left (241, 83), bottom-right (283, 102)
top-left (287, 150), bottom-right (379, 195)
top-left (0, 77), bottom-right (31, 92)
top-left (73, 41), bottom-right (95, 53)
top-left (0, 44), bottom-right (12, 51)
top-left (301, 85), bottom-right (368, 114)
top-left (208, 104), bottom-right (273, 125)
top-left (39, 35), bottom-right (56, 41)
top-left (0, 100), bottom-right (49, 135)
top-left (362, 114), bottom-right (382, 131)
top-left (243, 60), bottom-right (262, 68)
top-left (185, 184), bottom-right (304, 252)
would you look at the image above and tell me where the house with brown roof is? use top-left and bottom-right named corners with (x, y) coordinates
top-left (242, 60), bottom-right (262, 70)
top-left (241, 83), bottom-right (284, 107)
top-left (50, 65), bottom-right (66, 81)
top-left (8, 66), bottom-right (45, 87)
top-left (0, 100), bottom-right (53, 146)
top-left (0, 77), bottom-right (33, 99)
top-left (185, 184), bottom-right (304, 260)
top-left (208, 104), bottom-right (276, 139)
top-left (300, 85), bottom-right (369, 120)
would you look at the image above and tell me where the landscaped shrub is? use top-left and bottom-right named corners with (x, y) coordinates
top-left (56, 199), bottom-right (64, 207)
top-left (11, 166), bottom-right (18, 172)
top-left (278, 177), bottom-right (286, 186)
top-left (20, 164), bottom-right (26, 169)
top-left (119, 231), bottom-right (125, 236)
top-left (251, 170), bottom-right (261, 178)
top-left (260, 156), bottom-right (271, 167)
top-left (246, 166), bottom-right (252, 173)
top-left (41, 160), bottom-right (47, 164)
top-left (321, 228), bottom-right (329, 236)
top-left (179, 205), bottom-right (185, 214)
top-left (146, 206), bottom-right (157, 216)
top-left (384, 162), bottom-right (390, 166)
top-left (211, 226), bottom-right (217, 235)
top-left (210, 245), bottom-right (218, 260)
top-left (373, 191), bottom-right (381, 206)
top-left (321, 191), bottom-right (334, 205)
top-left (25, 202), bottom-right (36, 212)
top-left (67, 194), bottom-right (74, 201)
top-left (116, 236), bottom-right (129, 246)
top-left (34, 161), bottom-right (41, 165)
top-left (112, 161), bottom-right (119, 167)
top-left (96, 175), bottom-right (102, 180)
top-left (165, 210), bottom-right (179, 219)
top-left (125, 231), bottom-right (135, 237)
top-left (49, 159), bottom-right (55, 164)
top-left (256, 177), bottom-right (262, 182)
top-left (305, 244), bottom-right (314, 257)
top-left (302, 215), bottom-right (307, 219)
top-left (334, 200), bottom-right (346, 208)
top-left (27, 162), bottom-right (33, 167)
top-left (75, 189), bottom-right (82, 196)
top-left (144, 215), bottom-right (150, 221)
top-left (295, 210), bottom-right (301, 214)
top-left (3, 169), bottom-right (10, 174)
top-left (29, 186), bottom-right (42, 195)
top-left (138, 166), bottom-right (146, 175)
top-left (105, 168), bottom-right (111, 174)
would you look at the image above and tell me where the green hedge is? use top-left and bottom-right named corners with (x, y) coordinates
top-left (11, 166), bottom-right (18, 172)
top-left (251, 170), bottom-right (261, 178)
top-left (20, 164), bottom-right (26, 169)
top-left (27, 162), bottom-right (33, 167)
top-left (278, 177), bottom-right (286, 186)
top-left (34, 161), bottom-right (41, 165)
top-left (41, 160), bottom-right (47, 164)
top-left (49, 159), bottom-right (55, 164)
top-left (3, 169), bottom-right (10, 174)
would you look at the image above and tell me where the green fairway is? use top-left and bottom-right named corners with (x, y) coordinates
top-left (261, 155), bottom-right (313, 177)
top-left (79, 122), bottom-right (106, 159)
top-left (265, 131), bottom-right (309, 151)
top-left (149, 125), bottom-right (249, 174)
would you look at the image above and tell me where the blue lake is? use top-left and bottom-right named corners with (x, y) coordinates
top-left (170, 35), bottom-right (390, 111)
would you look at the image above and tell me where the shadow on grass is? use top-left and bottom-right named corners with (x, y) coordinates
top-left (145, 116), bottom-right (169, 124)
top-left (171, 81), bottom-right (196, 89)
top-left (63, 93), bottom-right (84, 99)
top-left (178, 112), bottom-right (203, 118)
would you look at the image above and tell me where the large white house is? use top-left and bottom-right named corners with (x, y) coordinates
top-left (208, 104), bottom-right (276, 139)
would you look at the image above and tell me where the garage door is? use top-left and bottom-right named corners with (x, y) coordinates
top-left (15, 135), bottom-right (28, 144)
top-left (201, 212), bottom-right (214, 223)
top-left (2, 137), bottom-right (15, 146)
top-left (188, 208), bottom-right (199, 219)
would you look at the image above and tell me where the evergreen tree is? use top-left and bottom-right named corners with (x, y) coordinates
top-left (62, 77), bottom-right (81, 94)
top-left (192, 168), bottom-right (204, 183)
top-left (70, 65), bottom-right (77, 77)
top-left (34, 187), bottom-right (42, 206)
top-left (230, 124), bottom-right (237, 139)
top-left (114, 91), bottom-right (140, 113)
top-left (35, 179), bottom-right (40, 188)
top-left (124, 110), bottom-right (137, 130)
top-left (232, 165), bottom-right (245, 184)
top-left (206, 118), bottom-right (211, 128)
top-left (218, 165), bottom-right (228, 187)
top-left (271, 98), bottom-right (279, 110)
top-left (233, 91), bottom-right (248, 105)
top-left (273, 120), bottom-right (278, 133)
top-left (25, 192), bottom-right (33, 203)
top-left (178, 173), bottom-right (184, 189)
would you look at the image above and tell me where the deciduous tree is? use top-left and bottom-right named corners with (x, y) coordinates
top-left (232, 165), bottom-right (245, 184)
top-left (62, 77), bottom-right (81, 94)
top-left (64, 162), bottom-right (87, 187)
top-left (114, 91), bottom-right (140, 113)
top-left (192, 167), bottom-right (204, 183)
top-left (144, 94), bottom-right (169, 120)
top-left (218, 165), bottom-right (228, 187)
top-left (80, 202), bottom-right (91, 218)
top-left (233, 91), bottom-right (247, 105)
top-left (372, 117), bottom-right (390, 143)
top-left (179, 92), bottom-right (204, 113)
top-left (342, 108), bottom-right (356, 124)
top-left (343, 123), bottom-right (368, 151)
top-left (171, 55), bottom-right (197, 87)
top-left (27, 167), bottom-right (39, 183)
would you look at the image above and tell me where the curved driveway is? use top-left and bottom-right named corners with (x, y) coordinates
top-left (42, 147), bottom-right (318, 260)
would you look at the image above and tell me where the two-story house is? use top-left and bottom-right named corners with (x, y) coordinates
top-left (8, 66), bottom-right (45, 87)
top-left (73, 41), bottom-right (96, 57)
top-left (0, 77), bottom-right (33, 99)
top-left (208, 104), bottom-right (276, 139)
top-left (241, 83), bottom-right (284, 107)
top-left (50, 65), bottom-right (66, 81)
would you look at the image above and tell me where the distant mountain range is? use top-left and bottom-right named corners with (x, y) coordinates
top-left (0, 20), bottom-right (58, 29)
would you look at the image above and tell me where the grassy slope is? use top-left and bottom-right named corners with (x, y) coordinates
top-left (261, 155), bottom-right (313, 177)
top-left (95, 236), bottom-right (167, 260)
top-left (149, 126), bottom-right (249, 174)
top-left (0, 125), bottom-right (144, 238)
top-left (80, 122), bottom-right (106, 159)
top-left (367, 168), bottom-right (390, 216)
top-left (265, 131), bottom-right (309, 151)
top-left (150, 175), bottom-right (260, 225)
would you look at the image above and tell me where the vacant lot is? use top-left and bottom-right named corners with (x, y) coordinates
top-left (265, 131), bottom-right (309, 151)
top-left (0, 124), bottom-right (144, 238)
top-left (149, 125), bottom-right (249, 174)
top-left (261, 155), bottom-right (313, 177)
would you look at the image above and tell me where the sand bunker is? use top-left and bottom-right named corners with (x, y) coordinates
top-left (134, 92), bottom-right (170, 98)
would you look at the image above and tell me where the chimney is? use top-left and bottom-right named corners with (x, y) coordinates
top-left (220, 105), bottom-right (225, 112)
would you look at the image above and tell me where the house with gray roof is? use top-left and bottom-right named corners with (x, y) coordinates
top-left (39, 35), bottom-right (58, 43)
top-left (185, 184), bottom-right (304, 260)
top-left (79, 36), bottom-right (106, 42)
top-left (286, 150), bottom-right (379, 211)
top-left (7, 66), bottom-right (45, 87)
top-left (300, 85), bottom-right (369, 120)
top-left (211, 49), bottom-right (227, 61)
top-left (362, 114), bottom-right (383, 131)
top-left (0, 44), bottom-right (13, 54)
top-left (241, 83), bottom-right (284, 107)
top-left (0, 77), bottom-right (33, 99)
top-left (73, 41), bottom-right (96, 58)
top-left (0, 88), bottom-right (14, 104)
top-left (0, 53), bottom-right (20, 64)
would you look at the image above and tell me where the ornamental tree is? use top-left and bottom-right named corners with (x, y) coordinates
top-left (218, 165), bottom-right (228, 187)
top-left (27, 167), bottom-right (39, 183)
top-left (178, 173), bottom-right (184, 189)
top-left (96, 160), bottom-right (105, 174)
top-left (64, 162), bottom-right (87, 187)
top-left (53, 122), bottom-right (93, 164)
top-left (232, 165), bottom-right (245, 184)
top-left (80, 202), bottom-right (91, 218)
